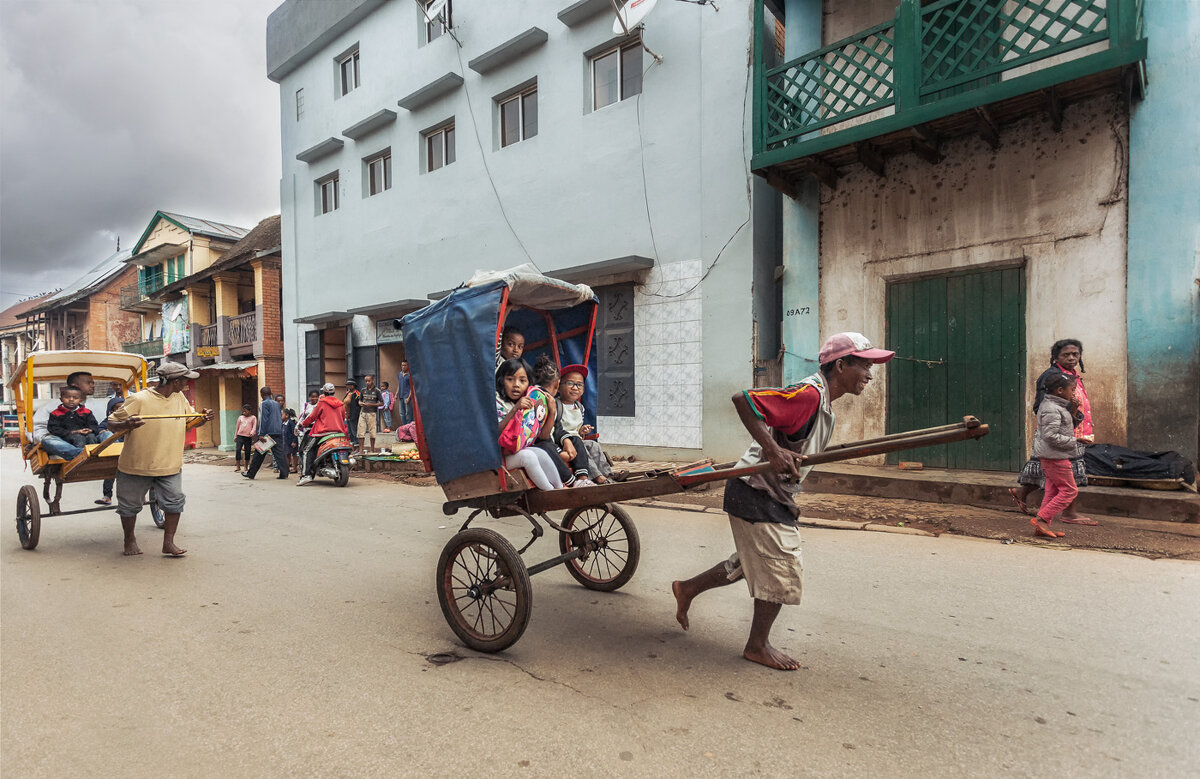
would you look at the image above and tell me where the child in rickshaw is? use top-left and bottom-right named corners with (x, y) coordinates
top-left (496, 325), bottom-right (525, 367)
top-left (530, 355), bottom-right (586, 487)
top-left (495, 358), bottom-right (562, 491)
top-left (46, 386), bottom-right (101, 457)
top-left (554, 364), bottom-right (611, 485)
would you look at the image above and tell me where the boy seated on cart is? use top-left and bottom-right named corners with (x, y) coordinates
top-left (45, 386), bottom-right (101, 456)
top-left (30, 371), bottom-right (111, 460)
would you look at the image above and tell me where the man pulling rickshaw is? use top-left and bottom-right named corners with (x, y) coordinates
top-left (106, 361), bottom-right (213, 556)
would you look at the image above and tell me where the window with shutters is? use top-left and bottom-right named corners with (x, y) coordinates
top-left (594, 284), bottom-right (635, 417)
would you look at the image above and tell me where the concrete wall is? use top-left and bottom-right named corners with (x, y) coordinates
top-left (272, 0), bottom-right (773, 460)
top-left (820, 93), bottom-right (1130, 453)
top-left (1127, 0), bottom-right (1200, 465)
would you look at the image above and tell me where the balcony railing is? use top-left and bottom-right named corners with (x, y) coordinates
top-left (228, 310), bottom-right (257, 347)
top-left (197, 324), bottom-right (217, 348)
top-left (753, 0), bottom-right (1147, 168)
top-left (122, 339), bottom-right (164, 358)
top-left (119, 278), bottom-right (166, 310)
top-left (64, 330), bottom-right (89, 350)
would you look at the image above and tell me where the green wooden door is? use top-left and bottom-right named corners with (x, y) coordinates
top-left (885, 266), bottom-right (1025, 471)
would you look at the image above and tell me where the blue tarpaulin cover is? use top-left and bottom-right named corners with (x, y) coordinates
top-left (402, 275), bottom-right (597, 485)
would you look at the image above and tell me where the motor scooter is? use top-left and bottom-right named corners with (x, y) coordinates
top-left (301, 431), bottom-right (354, 486)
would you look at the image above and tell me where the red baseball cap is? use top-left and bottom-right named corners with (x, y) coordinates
top-left (817, 332), bottom-right (895, 365)
top-left (560, 364), bottom-right (588, 379)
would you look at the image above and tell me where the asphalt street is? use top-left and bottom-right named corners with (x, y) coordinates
top-left (2, 448), bottom-right (1198, 777)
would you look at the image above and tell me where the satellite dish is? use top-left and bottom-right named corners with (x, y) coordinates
top-left (422, 0), bottom-right (448, 24)
top-left (612, 0), bottom-right (658, 34)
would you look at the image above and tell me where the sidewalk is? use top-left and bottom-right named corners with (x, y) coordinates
top-left (639, 476), bottom-right (1200, 560)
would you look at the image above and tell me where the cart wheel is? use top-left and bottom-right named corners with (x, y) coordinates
top-left (558, 503), bottom-right (640, 592)
top-left (436, 528), bottom-right (532, 653)
top-left (148, 488), bottom-right (166, 529)
top-left (334, 463), bottom-right (350, 487)
top-left (16, 485), bottom-right (41, 550)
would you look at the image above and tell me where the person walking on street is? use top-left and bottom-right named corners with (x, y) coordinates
top-left (1008, 339), bottom-right (1097, 525)
top-left (671, 332), bottom-right (894, 670)
top-left (396, 361), bottom-right (413, 426)
top-left (358, 374), bottom-right (381, 453)
top-left (1030, 373), bottom-right (1089, 537)
top-left (104, 361), bottom-right (213, 556)
top-left (243, 386), bottom-right (289, 480)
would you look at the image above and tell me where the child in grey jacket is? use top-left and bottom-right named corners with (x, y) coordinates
top-left (1031, 373), bottom-right (1089, 536)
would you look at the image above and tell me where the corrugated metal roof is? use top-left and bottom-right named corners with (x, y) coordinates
top-left (28, 248), bottom-right (134, 314)
top-left (159, 211), bottom-right (249, 242)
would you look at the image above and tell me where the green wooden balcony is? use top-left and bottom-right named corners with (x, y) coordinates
top-left (122, 339), bottom-right (164, 359)
top-left (752, 0), bottom-right (1147, 190)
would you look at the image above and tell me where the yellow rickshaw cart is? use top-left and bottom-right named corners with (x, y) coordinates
top-left (8, 350), bottom-right (202, 550)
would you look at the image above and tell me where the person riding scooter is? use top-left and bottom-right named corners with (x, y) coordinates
top-left (297, 383), bottom-right (348, 486)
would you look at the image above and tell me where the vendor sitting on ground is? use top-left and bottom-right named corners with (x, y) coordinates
top-left (297, 383), bottom-right (348, 486)
top-left (45, 386), bottom-right (101, 457)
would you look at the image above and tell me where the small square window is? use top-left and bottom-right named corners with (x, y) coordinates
top-left (366, 151), bottom-right (392, 196)
top-left (592, 40), bottom-right (642, 111)
top-left (424, 123), bottom-right (455, 172)
top-left (295, 88), bottom-right (305, 121)
top-left (338, 49), bottom-right (360, 96)
top-left (500, 87), bottom-right (538, 148)
top-left (423, 0), bottom-right (452, 43)
top-left (317, 174), bottom-right (340, 214)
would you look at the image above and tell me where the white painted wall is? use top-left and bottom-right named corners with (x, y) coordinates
top-left (272, 0), bottom-right (774, 459)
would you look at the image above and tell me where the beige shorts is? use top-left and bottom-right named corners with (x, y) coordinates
top-left (724, 514), bottom-right (803, 605)
top-left (358, 413), bottom-right (378, 437)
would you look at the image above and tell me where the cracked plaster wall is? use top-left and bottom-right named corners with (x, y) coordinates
top-left (819, 92), bottom-right (1129, 458)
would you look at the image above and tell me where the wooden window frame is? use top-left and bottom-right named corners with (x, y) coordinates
top-left (338, 49), bottom-right (360, 96)
top-left (366, 150), bottom-right (392, 196)
top-left (318, 174), bottom-right (340, 214)
top-left (591, 40), bottom-right (642, 111)
top-left (424, 123), bottom-right (455, 172)
top-left (499, 86), bottom-right (538, 148)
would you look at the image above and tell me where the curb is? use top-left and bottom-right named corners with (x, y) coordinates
top-left (631, 499), bottom-right (936, 537)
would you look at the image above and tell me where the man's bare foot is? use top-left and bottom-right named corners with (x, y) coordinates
top-left (672, 580), bottom-right (692, 630)
top-left (743, 643), bottom-right (801, 670)
top-left (162, 541), bottom-right (187, 557)
top-left (123, 539), bottom-right (142, 556)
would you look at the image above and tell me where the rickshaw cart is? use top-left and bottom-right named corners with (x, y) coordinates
top-left (8, 351), bottom-right (202, 550)
top-left (403, 270), bottom-right (989, 653)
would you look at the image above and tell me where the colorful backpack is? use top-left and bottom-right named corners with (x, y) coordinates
top-left (499, 386), bottom-right (551, 455)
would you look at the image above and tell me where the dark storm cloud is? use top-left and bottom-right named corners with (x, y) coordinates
top-left (0, 0), bottom-right (282, 302)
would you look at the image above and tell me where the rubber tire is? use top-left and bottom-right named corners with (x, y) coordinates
top-left (17, 484), bottom-right (41, 550)
top-left (148, 487), bottom-right (166, 529)
top-left (437, 528), bottom-right (532, 653)
top-left (557, 503), bottom-right (640, 592)
top-left (334, 463), bottom-right (350, 487)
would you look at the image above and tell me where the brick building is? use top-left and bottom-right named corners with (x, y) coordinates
top-left (23, 249), bottom-right (143, 356)
top-left (149, 215), bottom-right (285, 449)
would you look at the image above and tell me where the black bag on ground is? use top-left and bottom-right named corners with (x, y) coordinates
top-left (1083, 444), bottom-right (1196, 485)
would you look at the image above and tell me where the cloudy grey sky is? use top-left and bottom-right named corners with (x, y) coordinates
top-left (0, 0), bottom-right (283, 305)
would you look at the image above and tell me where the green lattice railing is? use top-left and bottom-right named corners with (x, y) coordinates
top-left (756, 0), bottom-right (1146, 156)
top-left (763, 20), bottom-right (896, 141)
